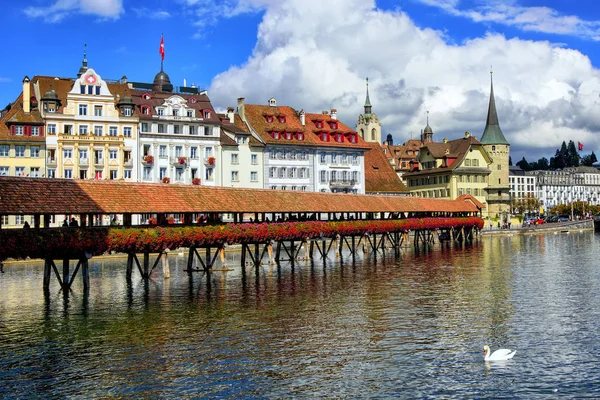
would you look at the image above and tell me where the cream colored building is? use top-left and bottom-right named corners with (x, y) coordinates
top-left (219, 108), bottom-right (264, 188)
top-left (403, 132), bottom-right (492, 213)
top-left (36, 59), bottom-right (137, 181)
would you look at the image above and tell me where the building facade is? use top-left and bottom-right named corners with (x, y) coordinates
top-left (529, 167), bottom-right (600, 213)
top-left (402, 132), bottom-right (492, 209)
top-left (356, 78), bottom-right (382, 144)
top-left (130, 69), bottom-right (221, 185)
top-left (236, 98), bottom-right (369, 193)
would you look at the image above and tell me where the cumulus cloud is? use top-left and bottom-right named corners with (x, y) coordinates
top-left (24, 0), bottom-right (123, 22)
top-left (205, 0), bottom-right (600, 161)
top-left (417, 0), bottom-right (600, 41)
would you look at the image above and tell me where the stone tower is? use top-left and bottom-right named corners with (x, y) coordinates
top-left (356, 78), bottom-right (381, 143)
top-left (481, 71), bottom-right (511, 220)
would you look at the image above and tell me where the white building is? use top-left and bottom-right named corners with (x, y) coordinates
top-left (528, 166), bottom-right (600, 212)
top-left (131, 69), bottom-right (221, 186)
top-left (236, 98), bottom-right (368, 193)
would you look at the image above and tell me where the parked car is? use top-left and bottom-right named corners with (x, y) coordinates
top-left (557, 215), bottom-right (570, 222)
top-left (546, 216), bottom-right (559, 223)
top-left (523, 217), bottom-right (536, 226)
top-left (534, 218), bottom-right (545, 225)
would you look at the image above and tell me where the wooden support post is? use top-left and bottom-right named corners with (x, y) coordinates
top-left (254, 243), bottom-right (260, 266)
top-left (82, 258), bottom-right (89, 292)
top-left (127, 253), bottom-right (134, 281)
top-left (275, 241), bottom-right (281, 262)
top-left (162, 250), bottom-right (170, 279)
top-left (241, 244), bottom-right (247, 267)
top-left (187, 247), bottom-right (195, 273)
top-left (43, 259), bottom-right (51, 291)
top-left (143, 252), bottom-right (150, 279)
top-left (206, 247), bottom-right (212, 268)
top-left (62, 259), bottom-right (70, 291)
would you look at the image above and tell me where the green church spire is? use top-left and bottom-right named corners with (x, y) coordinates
top-left (481, 69), bottom-right (509, 145)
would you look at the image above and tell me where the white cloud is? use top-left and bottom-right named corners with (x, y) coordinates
top-left (132, 7), bottom-right (171, 20)
top-left (207, 0), bottom-right (600, 161)
top-left (417, 0), bottom-right (600, 41)
top-left (24, 0), bottom-right (123, 22)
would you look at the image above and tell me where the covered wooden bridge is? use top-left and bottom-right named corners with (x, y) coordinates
top-left (0, 177), bottom-right (484, 293)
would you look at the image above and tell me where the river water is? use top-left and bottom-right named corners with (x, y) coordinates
top-left (1, 232), bottom-right (600, 399)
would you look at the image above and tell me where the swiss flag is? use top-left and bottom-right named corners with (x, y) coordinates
top-left (578, 141), bottom-right (584, 151)
top-left (159, 36), bottom-right (165, 61)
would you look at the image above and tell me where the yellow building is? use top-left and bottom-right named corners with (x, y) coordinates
top-left (35, 56), bottom-right (138, 181)
top-left (0, 77), bottom-right (47, 227)
top-left (403, 132), bottom-right (492, 213)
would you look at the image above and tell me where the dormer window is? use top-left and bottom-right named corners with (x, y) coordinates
top-left (173, 109), bottom-right (179, 116)
top-left (157, 108), bottom-right (164, 116)
top-left (143, 93), bottom-right (152, 100)
top-left (189, 97), bottom-right (197, 104)
top-left (315, 121), bottom-right (323, 129)
top-left (348, 133), bottom-right (357, 143)
top-left (271, 131), bottom-right (280, 140)
top-left (203, 110), bottom-right (211, 119)
top-left (296, 132), bottom-right (304, 141)
top-left (335, 133), bottom-right (343, 143)
top-left (278, 116), bottom-right (286, 123)
top-left (187, 110), bottom-right (193, 117)
top-left (329, 121), bottom-right (338, 130)
top-left (124, 107), bottom-right (132, 117)
top-left (141, 105), bottom-right (150, 115)
top-left (266, 115), bottom-right (274, 123)
top-left (284, 131), bottom-right (292, 140)
top-left (320, 132), bottom-right (329, 142)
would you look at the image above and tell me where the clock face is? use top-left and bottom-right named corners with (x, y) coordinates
top-left (85, 74), bottom-right (97, 84)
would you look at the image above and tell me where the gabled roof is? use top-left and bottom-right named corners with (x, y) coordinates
top-left (130, 89), bottom-right (219, 123)
top-left (0, 176), bottom-right (479, 215)
top-left (363, 142), bottom-right (409, 194)
top-left (0, 85), bottom-right (45, 141)
top-left (404, 135), bottom-right (491, 177)
top-left (242, 103), bottom-right (369, 150)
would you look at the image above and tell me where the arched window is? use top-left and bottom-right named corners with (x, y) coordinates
top-left (360, 128), bottom-right (364, 138)
top-left (371, 128), bottom-right (376, 141)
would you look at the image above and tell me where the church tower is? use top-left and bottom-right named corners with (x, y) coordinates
top-left (481, 71), bottom-right (511, 220)
top-left (356, 78), bottom-right (381, 143)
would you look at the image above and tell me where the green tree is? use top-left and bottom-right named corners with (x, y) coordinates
top-left (516, 157), bottom-right (530, 171)
top-left (567, 140), bottom-right (579, 167)
top-left (581, 151), bottom-right (598, 167)
top-left (509, 156), bottom-right (513, 166)
top-left (550, 141), bottom-right (568, 169)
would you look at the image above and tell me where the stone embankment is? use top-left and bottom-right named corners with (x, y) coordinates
top-left (481, 219), bottom-right (593, 236)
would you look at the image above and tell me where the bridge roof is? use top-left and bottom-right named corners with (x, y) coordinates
top-left (0, 177), bottom-right (480, 215)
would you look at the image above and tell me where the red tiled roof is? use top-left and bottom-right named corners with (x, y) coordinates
top-left (363, 143), bottom-right (409, 194)
top-left (0, 84), bottom-right (45, 142)
top-left (456, 194), bottom-right (485, 209)
top-left (242, 104), bottom-right (369, 149)
top-left (0, 177), bottom-right (479, 215)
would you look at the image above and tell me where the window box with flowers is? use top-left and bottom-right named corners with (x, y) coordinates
top-left (143, 154), bottom-right (154, 165)
top-left (147, 217), bottom-right (157, 225)
top-left (192, 177), bottom-right (201, 185)
top-left (205, 156), bottom-right (216, 168)
top-left (177, 156), bottom-right (187, 167)
top-left (162, 177), bottom-right (170, 184)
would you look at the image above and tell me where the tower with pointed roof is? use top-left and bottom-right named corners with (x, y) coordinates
top-left (356, 78), bottom-right (381, 144)
top-left (421, 111), bottom-right (433, 144)
top-left (481, 71), bottom-right (511, 219)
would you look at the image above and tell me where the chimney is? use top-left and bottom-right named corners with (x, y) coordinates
top-left (121, 75), bottom-right (128, 84)
top-left (183, 78), bottom-right (187, 87)
top-left (443, 138), bottom-right (448, 143)
top-left (322, 110), bottom-right (329, 115)
top-left (23, 76), bottom-right (31, 113)
top-left (330, 108), bottom-right (337, 120)
top-left (465, 131), bottom-right (471, 138)
top-left (299, 109), bottom-right (305, 126)
top-left (237, 98), bottom-right (246, 122)
top-left (227, 107), bottom-right (235, 123)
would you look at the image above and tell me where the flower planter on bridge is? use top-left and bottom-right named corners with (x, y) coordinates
top-left (0, 217), bottom-right (483, 262)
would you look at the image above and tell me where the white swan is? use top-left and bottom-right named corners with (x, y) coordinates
top-left (483, 345), bottom-right (516, 361)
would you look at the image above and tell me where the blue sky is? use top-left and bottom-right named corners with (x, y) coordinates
top-left (3, 0), bottom-right (600, 162)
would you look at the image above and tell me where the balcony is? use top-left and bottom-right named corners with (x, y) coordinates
top-left (94, 158), bottom-right (104, 166)
top-left (204, 156), bottom-right (216, 168)
top-left (79, 158), bottom-right (89, 165)
top-left (171, 156), bottom-right (188, 168)
top-left (47, 157), bottom-right (57, 165)
top-left (329, 179), bottom-right (357, 188)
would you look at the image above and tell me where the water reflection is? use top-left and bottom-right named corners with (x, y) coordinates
top-left (1, 233), bottom-right (600, 398)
